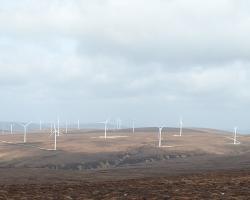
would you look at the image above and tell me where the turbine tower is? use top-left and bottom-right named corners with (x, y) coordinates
top-left (77, 120), bottom-right (80, 130)
top-left (10, 124), bottom-right (13, 134)
top-left (49, 123), bottom-right (57, 150)
top-left (117, 118), bottom-right (121, 130)
top-left (54, 124), bottom-right (57, 150)
top-left (19, 122), bottom-right (32, 143)
top-left (179, 117), bottom-right (183, 136)
top-left (158, 127), bottom-right (164, 147)
top-left (104, 119), bottom-right (109, 139)
top-left (57, 117), bottom-right (60, 136)
top-left (234, 127), bottom-right (239, 145)
top-left (39, 120), bottom-right (42, 131)
top-left (53, 123), bottom-right (57, 150)
top-left (173, 117), bottom-right (183, 137)
top-left (98, 119), bottom-right (109, 139)
top-left (65, 121), bottom-right (68, 134)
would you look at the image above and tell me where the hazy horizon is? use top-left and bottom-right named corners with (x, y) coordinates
top-left (0, 0), bottom-right (250, 130)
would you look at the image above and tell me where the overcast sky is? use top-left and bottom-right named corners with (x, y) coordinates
top-left (0, 0), bottom-right (250, 129)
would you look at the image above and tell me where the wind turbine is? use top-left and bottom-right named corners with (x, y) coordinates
top-left (158, 127), bottom-right (164, 147)
top-left (19, 122), bottom-right (32, 143)
top-left (233, 127), bottom-right (240, 145)
top-left (179, 118), bottom-right (183, 136)
top-left (49, 123), bottom-right (58, 150)
top-left (174, 117), bottom-right (183, 137)
top-left (65, 121), bottom-right (68, 134)
top-left (10, 123), bottom-right (13, 134)
top-left (49, 123), bottom-right (57, 150)
top-left (39, 120), bottom-right (42, 131)
top-left (57, 117), bottom-right (60, 136)
top-left (98, 119), bottom-right (109, 139)
top-left (104, 119), bottom-right (109, 139)
top-left (53, 123), bottom-right (57, 150)
top-left (116, 118), bottom-right (121, 130)
top-left (77, 120), bottom-right (80, 130)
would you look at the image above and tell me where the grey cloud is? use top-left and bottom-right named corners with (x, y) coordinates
top-left (0, 0), bottom-right (249, 129)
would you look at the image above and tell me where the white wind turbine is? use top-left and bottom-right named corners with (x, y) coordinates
top-left (98, 119), bottom-right (109, 139)
top-left (10, 123), bottom-right (13, 134)
top-left (50, 123), bottom-right (57, 150)
top-left (174, 117), bottom-right (183, 137)
top-left (179, 118), bottom-right (183, 136)
top-left (39, 120), bottom-right (42, 131)
top-left (57, 117), bottom-right (60, 136)
top-left (93, 119), bottom-right (128, 140)
top-left (158, 126), bottom-right (177, 148)
top-left (19, 122), bottom-right (32, 143)
top-left (233, 127), bottom-right (240, 145)
top-left (158, 126), bottom-right (164, 147)
top-left (116, 118), bottom-right (122, 130)
top-left (65, 121), bottom-right (68, 134)
top-left (53, 123), bottom-right (57, 150)
top-left (77, 120), bottom-right (80, 130)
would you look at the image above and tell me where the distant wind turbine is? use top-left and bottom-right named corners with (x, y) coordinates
top-left (98, 119), bottom-right (109, 139)
top-left (19, 122), bottom-right (32, 143)
top-left (50, 123), bottom-right (57, 150)
top-left (57, 117), bottom-right (60, 136)
top-left (39, 120), bottom-right (42, 131)
top-left (158, 127), bottom-right (164, 147)
top-left (174, 117), bottom-right (183, 137)
top-left (179, 118), bottom-right (183, 136)
top-left (10, 124), bottom-right (13, 134)
top-left (234, 127), bottom-right (240, 145)
top-left (65, 121), bottom-right (68, 134)
top-left (53, 123), bottom-right (57, 150)
top-left (116, 118), bottom-right (121, 130)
